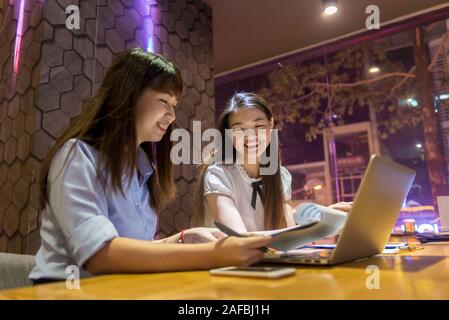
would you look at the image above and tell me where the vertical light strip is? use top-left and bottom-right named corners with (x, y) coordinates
top-left (13, 0), bottom-right (26, 74)
top-left (146, 17), bottom-right (155, 53)
top-left (147, 35), bottom-right (155, 53)
top-left (146, 0), bottom-right (157, 52)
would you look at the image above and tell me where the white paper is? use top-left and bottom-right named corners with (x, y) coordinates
top-left (244, 203), bottom-right (348, 251)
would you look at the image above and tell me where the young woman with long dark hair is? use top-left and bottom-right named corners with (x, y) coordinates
top-left (30, 49), bottom-right (271, 284)
top-left (194, 92), bottom-right (351, 233)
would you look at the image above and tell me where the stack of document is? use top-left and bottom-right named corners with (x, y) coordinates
top-left (263, 242), bottom-right (421, 258)
top-left (298, 242), bottom-right (416, 254)
top-left (415, 232), bottom-right (449, 243)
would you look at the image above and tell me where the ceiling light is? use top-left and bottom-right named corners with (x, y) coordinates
top-left (322, 0), bottom-right (338, 16)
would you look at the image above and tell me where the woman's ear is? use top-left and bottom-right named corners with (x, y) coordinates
top-left (270, 118), bottom-right (274, 129)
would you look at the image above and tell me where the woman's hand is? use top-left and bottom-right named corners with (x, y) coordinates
top-left (328, 201), bottom-right (353, 213)
top-left (181, 227), bottom-right (226, 243)
top-left (210, 236), bottom-right (273, 267)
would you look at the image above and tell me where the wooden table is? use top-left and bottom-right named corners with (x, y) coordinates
top-left (1, 243), bottom-right (449, 300)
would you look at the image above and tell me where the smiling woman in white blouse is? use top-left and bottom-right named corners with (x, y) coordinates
top-left (29, 49), bottom-right (272, 284)
top-left (193, 92), bottom-right (352, 233)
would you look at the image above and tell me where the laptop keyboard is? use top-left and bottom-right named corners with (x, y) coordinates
top-left (263, 248), bottom-right (333, 264)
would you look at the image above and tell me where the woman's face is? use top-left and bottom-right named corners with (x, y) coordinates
top-left (136, 89), bottom-right (177, 143)
top-left (228, 107), bottom-right (274, 161)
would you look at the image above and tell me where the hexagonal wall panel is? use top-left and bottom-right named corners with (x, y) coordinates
top-left (0, 0), bottom-right (214, 252)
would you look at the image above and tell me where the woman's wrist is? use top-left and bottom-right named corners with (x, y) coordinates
top-left (202, 241), bottom-right (217, 269)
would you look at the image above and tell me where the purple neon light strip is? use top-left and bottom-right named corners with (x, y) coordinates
top-left (13, 0), bottom-right (26, 74)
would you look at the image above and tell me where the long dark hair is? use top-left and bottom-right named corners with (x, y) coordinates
top-left (39, 48), bottom-right (182, 213)
top-left (193, 92), bottom-right (287, 230)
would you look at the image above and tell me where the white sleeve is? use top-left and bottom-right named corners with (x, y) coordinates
top-left (280, 166), bottom-right (292, 201)
top-left (203, 165), bottom-right (235, 200)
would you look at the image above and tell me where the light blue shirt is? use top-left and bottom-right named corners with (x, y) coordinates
top-left (29, 138), bottom-right (158, 280)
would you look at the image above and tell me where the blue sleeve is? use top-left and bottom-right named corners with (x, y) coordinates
top-left (47, 139), bottom-right (119, 268)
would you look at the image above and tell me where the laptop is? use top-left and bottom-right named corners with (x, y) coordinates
top-left (264, 155), bottom-right (416, 266)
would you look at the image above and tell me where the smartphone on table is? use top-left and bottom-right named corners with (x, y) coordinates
top-left (209, 266), bottom-right (296, 279)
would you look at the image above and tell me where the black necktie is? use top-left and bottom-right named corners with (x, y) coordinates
top-left (251, 180), bottom-right (264, 210)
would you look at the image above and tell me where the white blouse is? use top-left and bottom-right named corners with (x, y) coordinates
top-left (202, 164), bottom-right (292, 231)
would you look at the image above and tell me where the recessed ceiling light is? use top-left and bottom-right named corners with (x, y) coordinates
top-left (322, 0), bottom-right (338, 16)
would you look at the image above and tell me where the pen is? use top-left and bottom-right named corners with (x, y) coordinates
top-left (214, 221), bottom-right (277, 254)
